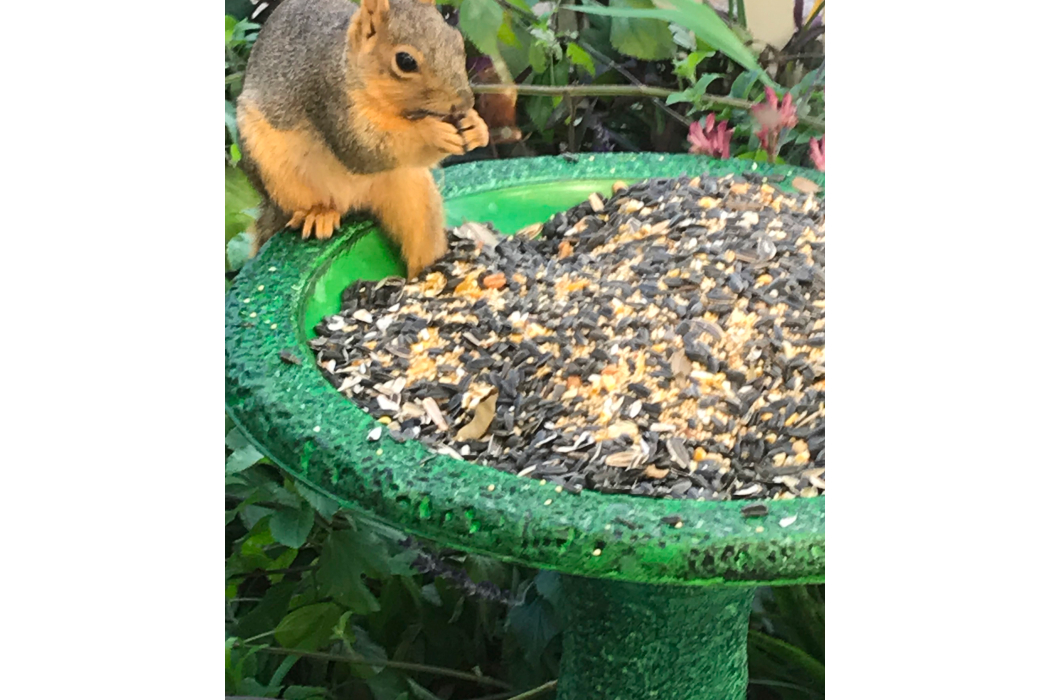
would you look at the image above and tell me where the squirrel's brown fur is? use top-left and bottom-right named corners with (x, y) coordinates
top-left (236, 0), bottom-right (489, 277)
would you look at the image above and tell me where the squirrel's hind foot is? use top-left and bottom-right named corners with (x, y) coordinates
top-left (288, 207), bottom-right (342, 240)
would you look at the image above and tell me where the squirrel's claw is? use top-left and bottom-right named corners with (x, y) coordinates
top-left (288, 208), bottom-right (341, 241)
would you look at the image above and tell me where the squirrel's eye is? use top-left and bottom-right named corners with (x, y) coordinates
top-left (395, 52), bottom-right (418, 73)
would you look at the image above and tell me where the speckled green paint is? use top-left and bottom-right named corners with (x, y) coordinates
top-left (226, 153), bottom-right (824, 586)
top-left (226, 153), bottom-right (825, 700)
top-left (559, 578), bottom-right (755, 700)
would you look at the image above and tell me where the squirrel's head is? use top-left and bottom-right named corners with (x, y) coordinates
top-left (348, 0), bottom-right (474, 119)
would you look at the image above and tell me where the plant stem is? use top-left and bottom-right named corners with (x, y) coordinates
top-left (505, 680), bottom-right (558, 700)
top-left (575, 38), bottom-right (692, 128)
top-left (235, 643), bottom-right (512, 689)
top-left (227, 565), bottom-right (320, 580)
top-left (469, 83), bottom-right (824, 130)
top-left (239, 629), bottom-right (277, 645)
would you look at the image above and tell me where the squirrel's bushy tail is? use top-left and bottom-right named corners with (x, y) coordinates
top-left (249, 198), bottom-right (291, 257)
top-left (241, 152), bottom-right (291, 256)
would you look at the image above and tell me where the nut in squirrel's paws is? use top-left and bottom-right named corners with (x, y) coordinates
top-left (455, 110), bottom-right (490, 151)
top-left (288, 208), bottom-right (341, 240)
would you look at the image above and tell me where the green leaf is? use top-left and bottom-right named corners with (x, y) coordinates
top-left (232, 579), bottom-right (296, 640)
top-left (351, 626), bottom-right (389, 676)
top-left (274, 602), bottom-right (344, 651)
top-left (528, 40), bottom-right (549, 73)
top-left (226, 166), bottom-right (260, 245)
top-left (295, 483), bottom-right (341, 520)
top-left (566, 42), bottom-right (595, 77)
top-left (407, 679), bottom-right (443, 700)
top-left (317, 530), bottom-right (382, 614)
top-left (695, 72), bottom-right (722, 94)
top-left (608, 0), bottom-right (675, 61)
top-left (670, 21), bottom-right (696, 50)
top-left (344, 521), bottom-right (395, 577)
top-left (525, 94), bottom-right (554, 133)
top-left (332, 610), bottom-right (357, 646)
top-left (566, 1), bottom-right (772, 85)
top-left (729, 69), bottom-right (762, 100)
top-left (497, 18), bottom-right (521, 49)
top-left (226, 426), bottom-right (250, 450)
top-left (748, 629), bottom-right (825, 697)
top-left (226, 232), bottom-right (253, 273)
top-left (265, 654), bottom-right (300, 695)
top-left (665, 73), bottom-right (722, 109)
top-left (367, 673), bottom-right (410, 700)
top-left (666, 91), bottom-right (691, 106)
top-left (269, 502), bottom-right (315, 549)
top-left (420, 583), bottom-right (443, 607)
top-left (225, 15), bottom-right (237, 45)
top-left (225, 100), bottom-right (239, 147)
top-left (459, 0), bottom-right (504, 57)
top-left (534, 570), bottom-right (563, 609)
top-left (736, 150), bottom-right (787, 165)
top-left (226, 443), bottom-right (263, 475)
top-left (235, 677), bottom-right (271, 698)
top-left (499, 22), bottom-right (536, 76)
top-left (388, 549), bottom-right (420, 578)
top-left (506, 598), bottom-right (560, 664)
top-left (674, 49), bottom-right (715, 81)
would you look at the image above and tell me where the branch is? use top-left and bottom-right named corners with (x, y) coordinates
top-left (465, 680), bottom-right (559, 700)
top-left (505, 680), bottom-right (558, 700)
top-left (234, 643), bottom-right (512, 689)
top-left (469, 84), bottom-right (824, 130)
top-left (226, 565), bottom-right (319, 580)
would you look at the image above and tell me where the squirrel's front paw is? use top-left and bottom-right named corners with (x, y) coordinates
top-left (457, 110), bottom-right (490, 152)
top-left (288, 207), bottom-right (341, 240)
top-left (427, 119), bottom-right (467, 156)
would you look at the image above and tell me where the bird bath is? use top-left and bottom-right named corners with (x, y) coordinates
top-left (225, 153), bottom-right (825, 700)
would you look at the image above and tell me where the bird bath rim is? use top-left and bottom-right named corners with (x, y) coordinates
top-left (224, 152), bottom-right (825, 587)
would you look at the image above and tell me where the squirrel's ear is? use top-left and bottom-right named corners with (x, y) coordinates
top-left (348, 0), bottom-right (391, 52)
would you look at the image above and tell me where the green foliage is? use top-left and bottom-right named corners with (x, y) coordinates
top-left (225, 14), bottom-right (260, 165)
top-left (275, 603), bottom-right (344, 651)
top-left (458, 0), bottom-right (504, 58)
top-left (565, 0), bottom-right (771, 84)
top-left (225, 166), bottom-right (259, 271)
top-left (224, 10), bottom-right (824, 698)
top-left (608, 0), bottom-right (676, 61)
top-left (226, 336), bottom-right (823, 700)
top-left (749, 585), bottom-right (825, 699)
top-left (565, 42), bottom-right (595, 76)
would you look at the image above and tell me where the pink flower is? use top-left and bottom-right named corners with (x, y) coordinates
top-left (809, 136), bottom-right (825, 172)
top-left (752, 87), bottom-right (799, 162)
top-left (688, 114), bottom-right (734, 159)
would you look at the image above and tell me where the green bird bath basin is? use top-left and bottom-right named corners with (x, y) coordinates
top-left (225, 153), bottom-right (826, 700)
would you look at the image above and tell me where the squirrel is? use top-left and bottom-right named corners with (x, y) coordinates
top-left (236, 0), bottom-right (490, 277)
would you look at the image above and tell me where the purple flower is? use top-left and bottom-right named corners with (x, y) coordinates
top-left (688, 114), bottom-right (734, 159)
